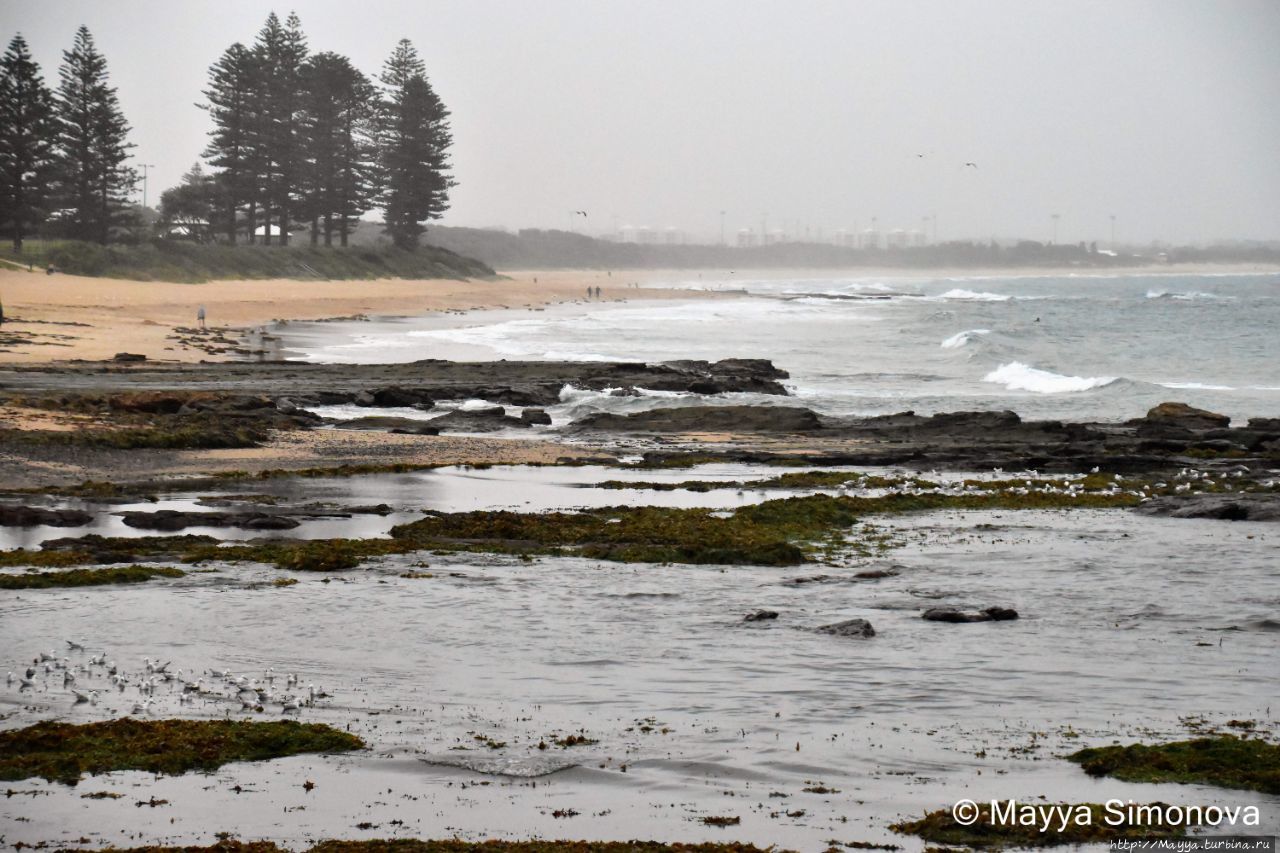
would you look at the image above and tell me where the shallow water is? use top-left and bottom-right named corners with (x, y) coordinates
top-left (1, 463), bottom-right (856, 551)
top-left (278, 271), bottom-right (1280, 423)
top-left (3, 504), bottom-right (1277, 847)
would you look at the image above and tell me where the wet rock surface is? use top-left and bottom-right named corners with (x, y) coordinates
top-left (572, 404), bottom-right (824, 434)
top-left (331, 416), bottom-right (440, 435)
top-left (0, 358), bottom-right (791, 407)
top-left (744, 609), bottom-right (779, 622)
top-left (0, 505), bottom-right (94, 527)
top-left (922, 607), bottom-right (1020, 623)
top-left (117, 510), bottom-right (302, 531)
top-left (815, 618), bottom-right (876, 637)
top-left (426, 407), bottom-right (528, 433)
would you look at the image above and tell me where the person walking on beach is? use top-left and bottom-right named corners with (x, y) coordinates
top-left (586, 286), bottom-right (592, 300)
top-left (197, 305), bottom-right (206, 329)
top-left (594, 286), bottom-right (601, 299)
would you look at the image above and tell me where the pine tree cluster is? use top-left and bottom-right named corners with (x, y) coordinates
top-left (0, 27), bottom-right (136, 250)
top-left (198, 12), bottom-right (453, 249)
top-left (0, 13), bottom-right (454, 252)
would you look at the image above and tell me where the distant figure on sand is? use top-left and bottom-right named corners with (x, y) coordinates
top-left (197, 305), bottom-right (206, 329)
top-left (594, 286), bottom-right (601, 299)
top-left (586, 286), bottom-right (592, 299)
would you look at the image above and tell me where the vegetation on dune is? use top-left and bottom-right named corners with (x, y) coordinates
top-left (1, 239), bottom-right (491, 282)
top-left (0, 718), bottom-right (365, 785)
top-left (1068, 736), bottom-right (1280, 795)
top-left (0, 565), bottom-right (184, 589)
top-left (892, 803), bottom-right (1188, 848)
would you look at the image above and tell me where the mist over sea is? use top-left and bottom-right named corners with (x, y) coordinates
top-left (282, 272), bottom-right (1280, 423)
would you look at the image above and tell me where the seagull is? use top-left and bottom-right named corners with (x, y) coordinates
top-left (72, 688), bottom-right (95, 704)
top-left (281, 697), bottom-right (302, 713)
top-left (963, 162), bottom-right (978, 169)
top-left (5, 672), bottom-right (12, 686)
top-left (66, 639), bottom-right (86, 652)
top-left (131, 699), bottom-right (152, 715)
top-left (19, 675), bottom-right (36, 690)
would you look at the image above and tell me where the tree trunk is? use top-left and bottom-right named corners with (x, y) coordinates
top-left (310, 217), bottom-right (319, 246)
top-left (323, 212), bottom-right (333, 247)
top-left (247, 200), bottom-right (257, 245)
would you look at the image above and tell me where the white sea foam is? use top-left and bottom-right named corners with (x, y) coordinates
top-left (1159, 382), bottom-right (1236, 391)
top-left (937, 288), bottom-right (1011, 301)
top-left (983, 362), bottom-right (1118, 394)
top-left (1145, 289), bottom-right (1229, 301)
top-left (941, 329), bottom-right (992, 349)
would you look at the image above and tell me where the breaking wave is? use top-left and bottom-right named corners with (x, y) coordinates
top-left (937, 288), bottom-right (1012, 301)
top-left (982, 362), bottom-right (1119, 394)
top-left (940, 329), bottom-right (992, 349)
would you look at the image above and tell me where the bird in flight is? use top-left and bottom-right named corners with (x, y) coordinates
top-left (574, 210), bottom-right (588, 217)
top-left (963, 162), bottom-right (978, 169)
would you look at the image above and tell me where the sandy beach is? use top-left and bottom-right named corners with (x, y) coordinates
top-left (0, 267), bottom-right (713, 364)
top-left (3, 263), bottom-right (1273, 365)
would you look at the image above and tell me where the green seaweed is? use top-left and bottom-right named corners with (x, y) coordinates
top-left (0, 565), bottom-right (185, 589)
top-left (1068, 735), bottom-right (1280, 794)
top-left (892, 803), bottom-right (1188, 849)
top-left (0, 719), bottom-right (365, 785)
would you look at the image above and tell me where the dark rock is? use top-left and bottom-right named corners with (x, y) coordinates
top-left (520, 408), bottom-right (552, 426)
top-left (426, 408), bottom-right (528, 433)
top-left (815, 618), bottom-right (876, 638)
top-left (275, 397), bottom-right (299, 414)
top-left (371, 386), bottom-right (434, 408)
top-left (118, 510), bottom-right (300, 531)
top-left (571, 405), bottom-right (823, 434)
top-left (744, 610), bottom-right (779, 622)
top-left (353, 390), bottom-right (377, 407)
top-left (854, 568), bottom-right (899, 579)
top-left (112, 352), bottom-right (146, 362)
top-left (1134, 401), bottom-right (1231, 436)
top-left (923, 606), bottom-right (1019, 623)
top-left (0, 505), bottom-right (94, 527)
top-left (347, 504), bottom-right (393, 515)
top-left (1134, 494), bottom-right (1280, 522)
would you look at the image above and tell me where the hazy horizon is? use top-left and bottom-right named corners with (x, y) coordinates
top-left (4, 0), bottom-right (1279, 246)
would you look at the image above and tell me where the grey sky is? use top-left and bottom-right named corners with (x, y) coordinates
top-left (4, 0), bottom-right (1279, 245)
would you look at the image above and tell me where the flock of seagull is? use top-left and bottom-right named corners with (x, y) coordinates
top-left (6, 641), bottom-right (331, 717)
top-left (857, 464), bottom-right (1272, 501)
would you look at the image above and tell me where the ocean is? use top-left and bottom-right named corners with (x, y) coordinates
top-left (279, 270), bottom-right (1280, 424)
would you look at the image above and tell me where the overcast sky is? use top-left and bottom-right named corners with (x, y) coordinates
top-left (4, 0), bottom-right (1279, 245)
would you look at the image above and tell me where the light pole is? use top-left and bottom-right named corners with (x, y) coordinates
top-left (138, 163), bottom-right (156, 210)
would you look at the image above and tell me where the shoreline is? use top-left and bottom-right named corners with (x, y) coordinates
top-left (2, 263), bottom-right (1275, 365)
top-left (0, 268), bottom-right (728, 365)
